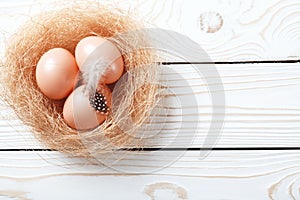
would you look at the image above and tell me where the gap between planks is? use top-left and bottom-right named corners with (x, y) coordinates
top-left (3, 147), bottom-right (300, 152)
top-left (161, 59), bottom-right (300, 65)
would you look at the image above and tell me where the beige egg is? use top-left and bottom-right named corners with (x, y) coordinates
top-left (63, 85), bottom-right (112, 130)
top-left (36, 48), bottom-right (78, 100)
top-left (75, 36), bottom-right (124, 84)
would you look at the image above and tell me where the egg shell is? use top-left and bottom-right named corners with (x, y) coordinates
top-left (63, 85), bottom-right (112, 130)
top-left (36, 48), bottom-right (78, 100)
top-left (75, 36), bottom-right (124, 84)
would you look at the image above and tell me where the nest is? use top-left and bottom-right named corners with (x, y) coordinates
top-left (0, 2), bottom-right (159, 157)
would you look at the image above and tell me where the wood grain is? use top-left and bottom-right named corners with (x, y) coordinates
top-left (119, 0), bottom-right (300, 61)
top-left (0, 150), bottom-right (299, 199)
top-left (0, 63), bottom-right (300, 149)
top-left (0, 0), bottom-right (300, 61)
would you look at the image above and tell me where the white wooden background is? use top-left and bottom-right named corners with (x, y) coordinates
top-left (0, 0), bottom-right (300, 199)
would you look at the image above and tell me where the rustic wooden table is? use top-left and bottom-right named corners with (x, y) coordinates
top-left (0, 0), bottom-right (300, 199)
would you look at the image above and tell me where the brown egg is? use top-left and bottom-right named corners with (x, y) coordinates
top-left (75, 36), bottom-right (124, 84)
top-left (63, 85), bottom-right (112, 130)
top-left (36, 48), bottom-right (78, 100)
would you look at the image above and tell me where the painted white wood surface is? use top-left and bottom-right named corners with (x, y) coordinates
top-left (0, 150), bottom-right (299, 199)
top-left (0, 1), bottom-right (300, 200)
top-left (1, 62), bottom-right (300, 149)
top-left (0, 0), bottom-right (300, 61)
top-left (132, 0), bottom-right (300, 61)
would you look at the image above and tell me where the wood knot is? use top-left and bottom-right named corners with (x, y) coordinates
top-left (199, 11), bottom-right (223, 33)
top-left (144, 182), bottom-right (188, 200)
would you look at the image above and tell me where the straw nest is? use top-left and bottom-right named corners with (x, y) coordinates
top-left (0, 1), bottom-right (160, 157)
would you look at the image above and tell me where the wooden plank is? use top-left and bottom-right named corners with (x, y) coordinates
top-left (0, 150), bottom-right (299, 199)
top-left (133, 0), bottom-right (300, 61)
top-left (0, 0), bottom-right (300, 61)
top-left (0, 62), bottom-right (300, 149)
